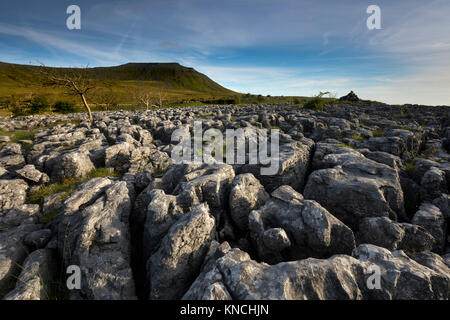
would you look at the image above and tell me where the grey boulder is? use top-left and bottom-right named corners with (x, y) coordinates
top-left (48, 150), bottom-right (95, 181)
top-left (304, 155), bottom-right (404, 229)
top-left (3, 249), bottom-right (58, 300)
top-left (0, 179), bottom-right (29, 211)
top-left (249, 185), bottom-right (355, 264)
top-left (16, 164), bottom-right (49, 184)
top-left (146, 203), bottom-right (215, 300)
top-left (229, 173), bottom-right (269, 231)
top-left (357, 217), bottom-right (435, 252)
top-left (412, 203), bottom-right (446, 253)
top-left (56, 180), bottom-right (136, 299)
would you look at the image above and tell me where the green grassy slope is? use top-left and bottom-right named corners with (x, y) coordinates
top-left (0, 61), bottom-right (237, 106)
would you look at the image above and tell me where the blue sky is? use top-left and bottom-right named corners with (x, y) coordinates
top-left (0, 0), bottom-right (449, 105)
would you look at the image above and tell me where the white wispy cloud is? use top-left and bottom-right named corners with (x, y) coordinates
top-left (0, 23), bottom-right (125, 64)
top-left (0, 0), bottom-right (448, 104)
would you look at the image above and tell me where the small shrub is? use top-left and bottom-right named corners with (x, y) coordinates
top-left (7, 95), bottom-right (29, 117)
top-left (53, 101), bottom-right (76, 114)
top-left (303, 97), bottom-right (326, 111)
top-left (29, 96), bottom-right (49, 114)
top-left (303, 91), bottom-right (333, 111)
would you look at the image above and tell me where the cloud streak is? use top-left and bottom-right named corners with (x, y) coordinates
top-left (0, 0), bottom-right (448, 105)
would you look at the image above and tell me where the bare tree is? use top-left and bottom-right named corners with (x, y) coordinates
top-left (37, 64), bottom-right (95, 123)
top-left (94, 87), bottom-right (118, 111)
top-left (133, 88), bottom-right (156, 110)
top-left (156, 90), bottom-right (168, 108)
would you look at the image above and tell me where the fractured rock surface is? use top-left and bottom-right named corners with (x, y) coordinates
top-left (0, 101), bottom-right (448, 300)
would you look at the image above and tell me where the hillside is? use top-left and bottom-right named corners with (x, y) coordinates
top-left (0, 61), bottom-right (237, 106)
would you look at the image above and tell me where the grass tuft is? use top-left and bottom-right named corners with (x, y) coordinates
top-left (351, 134), bottom-right (365, 141)
top-left (405, 161), bottom-right (415, 173)
top-left (27, 167), bottom-right (120, 206)
top-left (0, 129), bottom-right (39, 143)
top-left (372, 129), bottom-right (385, 137)
top-left (337, 143), bottom-right (358, 150)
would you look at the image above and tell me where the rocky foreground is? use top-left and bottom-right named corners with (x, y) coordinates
top-left (0, 101), bottom-right (449, 300)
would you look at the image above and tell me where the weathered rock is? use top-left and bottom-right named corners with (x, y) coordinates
top-left (407, 251), bottom-right (450, 277)
top-left (239, 139), bottom-right (314, 192)
top-left (16, 164), bottom-right (49, 184)
top-left (409, 158), bottom-right (441, 184)
top-left (311, 142), bottom-right (361, 170)
top-left (0, 102), bottom-right (449, 301)
top-left (362, 150), bottom-right (403, 171)
top-left (3, 249), bottom-right (58, 300)
top-left (42, 192), bottom-right (65, 216)
top-left (127, 146), bottom-right (173, 175)
top-left (186, 246), bottom-right (366, 300)
top-left (304, 156), bottom-right (405, 229)
top-left (182, 241), bottom-right (233, 300)
top-left (229, 173), bottom-right (269, 231)
top-left (0, 179), bottom-right (29, 211)
top-left (420, 167), bottom-right (447, 202)
top-left (105, 142), bottom-right (134, 173)
top-left (174, 163), bottom-right (235, 220)
top-left (365, 129), bottom-right (420, 158)
top-left (146, 203), bottom-right (215, 300)
top-left (0, 204), bottom-right (40, 231)
top-left (142, 189), bottom-right (184, 261)
top-left (24, 229), bottom-right (52, 250)
top-left (0, 223), bottom-right (42, 296)
top-left (154, 121), bottom-right (182, 144)
top-left (443, 253), bottom-right (450, 269)
top-left (352, 244), bottom-right (448, 300)
top-left (62, 177), bottom-right (112, 213)
top-left (0, 143), bottom-right (25, 170)
top-left (0, 166), bottom-right (9, 179)
top-left (357, 217), bottom-right (435, 252)
top-left (186, 244), bottom-right (448, 300)
top-left (366, 136), bottom-right (407, 157)
top-left (48, 150), bottom-right (95, 181)
top-left (56, 180), bottom-right (136, 299)
top-left (262, 228), bottom-right (291, 251)
top-left (432, 194), bottom-right (450, 219)
top-left (339, 91), bottom-right (359, 102)
top-left (412, 203), bottom-right (446, 252)
top-left (249, 185), bottom-right (355, 264)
